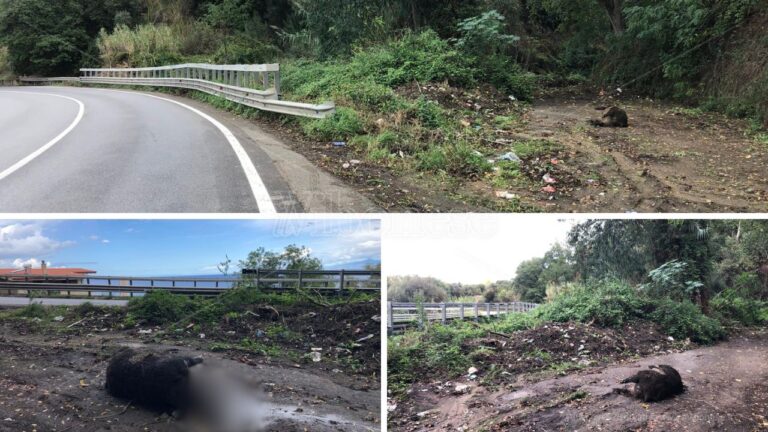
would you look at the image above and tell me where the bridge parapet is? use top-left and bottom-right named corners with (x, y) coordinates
top-left (388, 301), bottom-right (540, 331)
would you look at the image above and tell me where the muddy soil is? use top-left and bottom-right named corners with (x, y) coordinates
top-left (390, 328), bottom-right (768, 432)
top-left (0, 326), bottom-right (380, 432)
top-left (505, 97), bottom-right (768, 213)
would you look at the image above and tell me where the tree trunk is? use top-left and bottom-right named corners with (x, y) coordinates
top-left (410, 1), bottom-right (421, 29)
top-left (599, 0), bottom-right (625, 34)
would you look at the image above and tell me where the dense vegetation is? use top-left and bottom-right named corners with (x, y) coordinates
top-left (1, 1), bottom-right (766, 208)
top-left (389, 220), bottom-right (768, 389)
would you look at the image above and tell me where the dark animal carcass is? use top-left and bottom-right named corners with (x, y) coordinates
top-left (617, 364), bottom-right (685, 402)
top-left (106, 348), bottom-right (203, 413)
top-left (589, 106), bottom-right (629, 128)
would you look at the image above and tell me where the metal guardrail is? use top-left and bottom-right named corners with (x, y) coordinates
top-left (387, 301), bottom-right (539, 329)
top-left (17, 63), bottom-right (335, 118)
top-left (0, 270), bottom-right (380, 299)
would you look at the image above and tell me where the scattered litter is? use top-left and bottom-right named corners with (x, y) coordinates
top-left (371, 315), bottom-right (381, 322)
top-left (138, 329), bottom-right (152, 335)
top-left (349, 159), bottom-right (362, 165)
top-left (542, 173), bottom-right (557, 184)
top-left (495, 191), bottom-right (517, 200)
top-left (460, 119), bottom-right (471, 127)
top-left (342, 162), bottom-right (351, 169)
top-left (667, 336), bottom-right (675, 341)
top-left (467, 367), bottom-right (478, 375)
top-left (498, 152), bottom-right (521, 163)
top-left (453, 384), bottom-right (470, 395)
top-left (79, 379), bottom-right (89, 388)
top-left (53, 316), bottom-right (64, 322)
top-left (199, 333), bottom-right (206, 339)
top-left (509, 95), bottom-right (517, 101)
top-left (310, 352), bottom-right (322, 362)
top-left (542, 185), bottom-right (557, 193)
top-left (332, 141), bottom-right (346, 147)
top-left (551, 158), bottom-right (560, 165)
top-left (356, 334), bottom-right (375, 343)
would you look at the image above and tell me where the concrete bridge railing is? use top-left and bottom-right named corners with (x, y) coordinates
top-left (388, 301), bottom-right (539, 330)
top-left (18, 63), bottom-right (335, 119)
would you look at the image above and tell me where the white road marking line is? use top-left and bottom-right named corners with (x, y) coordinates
top-left (0, 91), bottom-right (85, 182)
top-left (108, 89), bottom-right (278, 214)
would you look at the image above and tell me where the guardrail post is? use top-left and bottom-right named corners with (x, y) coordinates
top-left (474, 303), bottom-right (479, 321)
top-left (338, 270), bottom-right (345, 296)
top-left (273, 69), bottom-right (281, 98)
top-left (441, 303), bottom-right (447, 324)
top-left (496, 303), bottom-right (500, 318)
top-left (486, 303), bottom-right (491, 318)
top-left (388, 301), bottom-right (393, 329)
top-left (298, 270), bottom-right (303, 290)
top-left (459, 304), bottom-right (464, 320)
top-left (505, 303), bottom-right (510, 314)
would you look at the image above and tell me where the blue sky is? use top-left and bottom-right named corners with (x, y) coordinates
top-left (0, 219), bottom-right (380, 276)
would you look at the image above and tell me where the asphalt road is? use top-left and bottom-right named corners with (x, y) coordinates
top-left (0, 296), bottom-right (128, 307)
top-left (0, 86), bottom-right (302, 213)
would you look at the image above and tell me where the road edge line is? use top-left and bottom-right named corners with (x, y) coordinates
top-left (0, 91), bottom-right (85, 182)
top-left (110, 90), bottom-right (278, 214)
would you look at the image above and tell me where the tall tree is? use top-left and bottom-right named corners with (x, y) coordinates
top-left (0, 0), bottom-right (93, 76)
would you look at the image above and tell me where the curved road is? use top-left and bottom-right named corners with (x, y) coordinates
top-left (0, 86), bottom-right (303, 213)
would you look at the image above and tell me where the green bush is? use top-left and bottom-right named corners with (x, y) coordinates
top-left (16, 303), bottom-right (48, 319)
top-left (710, 289), bottom-right (766, 326)
top-left (212, 38), bottom-right (280, 64)
top-left (417, 147), bottom-right (448, 172)
top-left (127, 291), bottom-right (197, 325)
top-left (362, 30), bottom-right (475, 88)
top-left (534, 280), bottom-right (652, 327)
top-left (302, 107), bottom-right (365, 141)
top-left (649, 299), bottom-right (726, 344)
top-left (410, 97), bottom-right (446, 128)
top-left (281, 30), bottom-right (477, 106)
top-left (444, 142), bottom-right (493, 178)
top-left (388, 321), bottom-right (485, 387)
top-left (98, 24), bottom-right (183, 67)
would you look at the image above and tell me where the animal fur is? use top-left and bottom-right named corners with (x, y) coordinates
top-left (589, 106), bottom-right (629, 128)
top-left (616, 364), bottom-right (684, 402)
top-left (106, 348), bottom-right (203, 412)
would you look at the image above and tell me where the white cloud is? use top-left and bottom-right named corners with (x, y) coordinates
top-left (317, 223), bottom-right (381, 267)
top-left (12, 258), bottom-right (44, 268)
top-left (102, 239), bottom-right (110, 244)
top-left (0, 223), bottom-right (73, 258)
top-left (89, 235), bottom-right (100, 241)
top-left (385, 215), bottom-right (578, 284)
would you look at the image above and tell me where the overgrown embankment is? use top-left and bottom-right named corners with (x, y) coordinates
top-left (388, 279), bottom-right (768, 429)
top-left (1, 288), bottom-right (381, 380)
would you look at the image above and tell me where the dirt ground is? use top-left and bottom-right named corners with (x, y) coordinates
top-left (389, 328), bottom-right (768, 432)
top-left (258, 91), bottom-right (768, 213)
top-left (519, 97), bottom-right (768, 213)
top-left (0, 302), bottom-right (381, 432)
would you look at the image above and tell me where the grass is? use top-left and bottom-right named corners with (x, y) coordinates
top-left (389, 279), bottom-right (736, 395)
